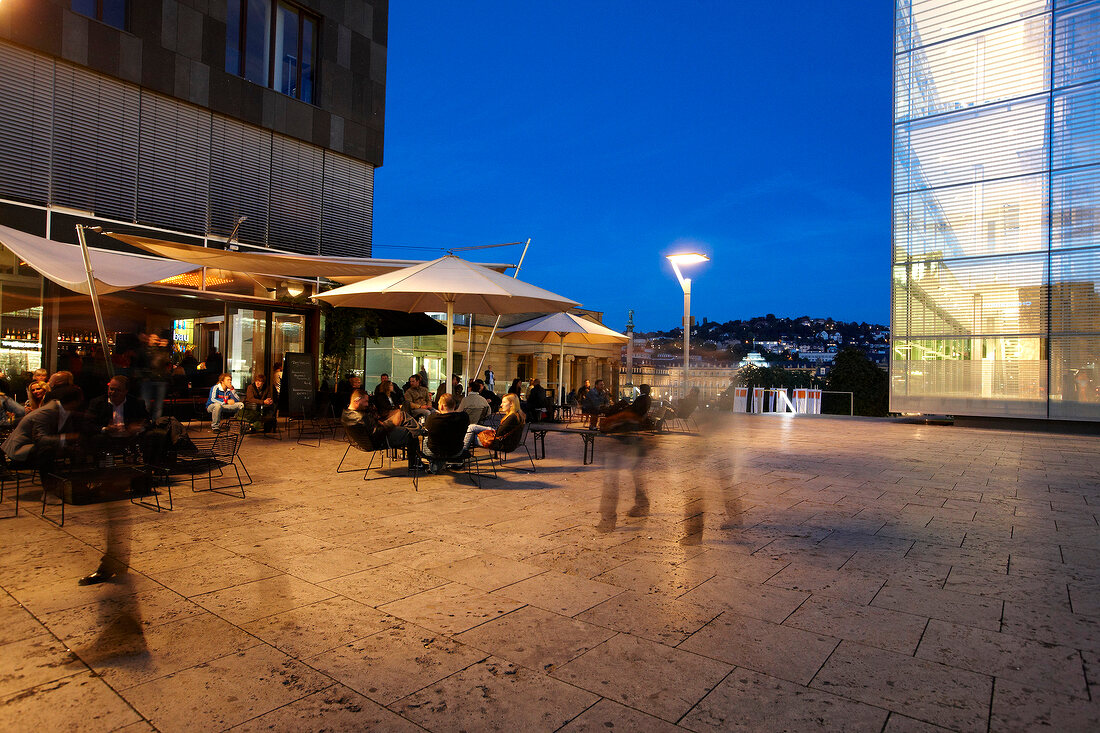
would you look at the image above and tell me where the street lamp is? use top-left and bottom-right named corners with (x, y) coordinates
top-left (666, 252), bottom-right (709, 399)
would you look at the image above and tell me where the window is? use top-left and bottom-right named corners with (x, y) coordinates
top-left (226, 0), bottom-right (317, 104)
top-left (72, 0), bottom-right (127, 30)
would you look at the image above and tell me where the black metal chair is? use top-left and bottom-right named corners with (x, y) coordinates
top-left (490, 421), bottom-right (536, 473)
top-left (175, 418), bottom-right (251, 497)
top-left (337, 425), bottom-right (391, 480)
top-left (664, 402), bottom-right (699, 433)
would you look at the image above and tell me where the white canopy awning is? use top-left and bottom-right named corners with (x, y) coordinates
top-left (106, 232), bottom-right (515, 280)
top-left (0, 224), bottom-right (198, 295)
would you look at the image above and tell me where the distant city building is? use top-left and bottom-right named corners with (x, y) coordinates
top-left (893, 1), bottom-right (1100, 420)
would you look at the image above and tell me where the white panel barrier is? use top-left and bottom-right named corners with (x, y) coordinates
top-left (751, 387), bottom-right (765, 413)
top-left (733, 387), bottom-right (748, 412)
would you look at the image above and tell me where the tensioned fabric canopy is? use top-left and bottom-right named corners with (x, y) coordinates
top-left (106, 232), bottom-right (514, 280)
top-left (313, 255), bottom-right (579, 380)
top-left (0, 224), bottom-right (196, 295)
top-left (499, 312), bottom-right (628, 404)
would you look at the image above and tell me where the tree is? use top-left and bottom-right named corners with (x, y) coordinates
top-left (827, 348), bottom-right (888, 416)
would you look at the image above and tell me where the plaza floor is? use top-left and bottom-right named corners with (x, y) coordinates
top-left (1, 413), bottom-right (1099, 732)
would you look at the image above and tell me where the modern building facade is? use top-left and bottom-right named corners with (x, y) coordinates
top-left (892, 0), bottom-right (1100, 420)
top-left (0, 0), bottom-right (386, 384)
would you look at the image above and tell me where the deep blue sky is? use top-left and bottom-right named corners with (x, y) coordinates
top-left (372, 2), bottom-right (892, 331)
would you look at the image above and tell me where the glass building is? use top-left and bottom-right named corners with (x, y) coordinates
top-left (893, 0), bottom-right (1100, 420)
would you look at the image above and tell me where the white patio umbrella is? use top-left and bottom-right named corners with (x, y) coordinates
top-left (499, 312), bottom-right (628, 404)
top-left (312, 255), bottom-right (578, 383)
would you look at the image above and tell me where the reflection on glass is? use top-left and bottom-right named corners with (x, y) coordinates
top-left (229, 309), bottom-right (266, 390)
top-left (893, 0), bottom-right (1100, 420)
top-left (273, 312), bottom-right (305, 364)
top-left (301, 16), bottom-right (315, 103)
top-left (243, 0), bottom-right (271, 86)
top-left (274, 3), bottom-right (299, 98)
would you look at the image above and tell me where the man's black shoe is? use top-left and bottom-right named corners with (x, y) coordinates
top-left (78, 570), bottom-right (116, 586)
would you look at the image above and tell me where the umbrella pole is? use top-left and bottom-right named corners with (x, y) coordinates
top-left (446, 299), bottom-right (454, 390)
top-left (474, 237), bottom-right (531, 379)
top-left (558, 335), bottom-right (565, 405)
top-left (75, 225), bottom-right (114, 378)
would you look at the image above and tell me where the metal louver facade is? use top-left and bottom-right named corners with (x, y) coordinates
top-left (0, 40), bottom-right (373, 258)
top-left (893, 0), bottom-right (1100, 421)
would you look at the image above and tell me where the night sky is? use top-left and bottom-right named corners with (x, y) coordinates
top-left (372, 2), bottom-right (894, 331)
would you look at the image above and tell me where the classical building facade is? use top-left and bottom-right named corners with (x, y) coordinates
top-left (892, 0), bottom-right (1100, 420)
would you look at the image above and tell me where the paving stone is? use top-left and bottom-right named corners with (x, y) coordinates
top-left (870, 581), bottom-right (1003, 631)
top-left (881, 713), bottom-right (954, 732)
top-left (122, 644), bottom-right (332, 733)
top-left (811, 641), bottom-right (992, 731)
top-left (0, 671), bottom-right (141, 731)
top-left (575, 589), bottom-right (715, 646)
top-left (679, 611), bottom-right (838, 685)
top-left (391, 657), bottom-right (598, 732)
top-left (425, 552), bottom-right (546, 591)
top-left (456, 605), bottom-right (616, 673)
top-left (675, 547), bottom-right (789, 584)
top-left (306, 622), bottom-right (488, 705)
top-left (241, 596), bottom-right (393, 658)
top-left (318, 562), bottom-right (449, 607)
top-left (380, 581), bottom-right (525, 635)
top-left (371, 538), bottom-right (481, 570)
top-left (147, 554), bottom-right (283, 597)
top-left (915, 619), bottom-right (1086, 696)
top-left (557, 697), bottom-right (683, 732)
top-left (990, 678), bottom-right (1100, 730)
top-left (552, 633), bottom-right (731, 722)
top-left (492, 569), bottom-right (623, 617)
top-left (191, 574), bottom-right (336, 624)
top-left (764, 563), bottom-right (886, 604)
top-left (681, 667), bottom-right (889, 732)
top-left (678, 574), bottom-right (809, 623)
top-left (229, 684), bottom-right (423, 732)
top-left (0, 635), bottom-right (85, 698)
top-left (1002, 600), bottom-right (1100, 650)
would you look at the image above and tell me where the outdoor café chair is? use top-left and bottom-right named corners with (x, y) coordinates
top-left (175, 419), bottom-right (251, 498)
top-left (664, 402), bottom-right (699, 433)
top-left (490, 421), bottom-right (536, 473)
top-left (337, 425), bottom-right (392, 481)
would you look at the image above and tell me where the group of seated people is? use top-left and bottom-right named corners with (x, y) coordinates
top-left (1, 371), bottom-right (171, 473)
top-left (340, 372), bottom-right (528, 474)
top-left (204, 372), bottom-right (276, 432)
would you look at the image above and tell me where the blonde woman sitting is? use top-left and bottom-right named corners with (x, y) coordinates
top-left (464, 392), bottom-right (526, 452)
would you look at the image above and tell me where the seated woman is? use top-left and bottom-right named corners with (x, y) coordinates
top-left (507, 378), bottom-right (522, 396)
top-left (432, 381), bottom-right (449, 408)
top-left (372, 381), bottom-right (404, 427)
top-left (23, 380), bottom-right (48, 414)
top-left (464, 393), bottom-right (526, 452)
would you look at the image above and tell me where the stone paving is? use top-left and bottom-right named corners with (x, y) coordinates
top-left (1, 413), bottom-right (1099, 731)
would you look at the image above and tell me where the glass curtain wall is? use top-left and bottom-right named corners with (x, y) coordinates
top-left (892, 0), bottom-right (1100, 420)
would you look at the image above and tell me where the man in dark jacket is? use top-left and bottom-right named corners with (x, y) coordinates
top-left (422, 393), bottom-right (469, 473)
top-left (478, 380), bottom-right (502, 413)
top-left (526, 378), bottom-right (549, 419)
top-left (88, 376), bottom-right (150, 434)
top-left (2, 384), bottom-right (89, 471)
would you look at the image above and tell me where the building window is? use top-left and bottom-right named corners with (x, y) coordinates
top-left (226, 0), bottom-right (317, 104)
top-left (72, 0), bottom-right (127, 30)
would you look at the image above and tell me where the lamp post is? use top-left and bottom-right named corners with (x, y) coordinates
top-left (666, 252), bottom-right (709, 399)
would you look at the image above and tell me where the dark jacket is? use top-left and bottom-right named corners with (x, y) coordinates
top-left (425, 410), bottom-right (469, 458)
top-left (526, 385), bottom-right (548, 411)
top-left (87, 394), bottom-right (150, 430)
top-left (479, 387), bottom-right (502, 413)
top-left (2, 401), bottom-right (90, 461)
top-left (488, 413), bottom-right (524, 452)
top-left (245, 381), bottom-right (274, 406)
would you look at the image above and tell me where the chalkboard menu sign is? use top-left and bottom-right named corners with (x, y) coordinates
top-left (282, 352), bottom-right (315, 417)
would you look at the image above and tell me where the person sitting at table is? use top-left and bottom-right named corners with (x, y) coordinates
top-left (2, 384), bottom-right (90, 472)
top-left (244, 373), bottom-right (277, 432)
top-left (373, 380), bottom-right (403, 421)
top-left (458, 380), bottom-right (490, 424)
top-left (450, 373), bottom-right (464, 398)
top-left (88, 376), bottom-right (149, 437)
top-left (422, 393), bottom-right (470, 473)
top-left (583, 378), bottom-right (611, 429)
top-left (44, 370), bottom-right (74, 402)
top-left (23, 380), bottom-right (48, 414)
top-left (507, 378), bottom-right (522, 396)
top-left (526, 378), bottom-right (549, 420)
top-left (403, 374), bottom-right (434, 420)
top-left (374, 373), bottom-right (404, 406)
top-left (432, 380), bottom-right (449, 409)
top-left (478, 379), bottom-right (502, 414)
top-left (206, 373), bottom-right (242, 431)
top-left (464, 393), bottom-right (526, 452)
top-left (345, 376), bottom-right (369, 410)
